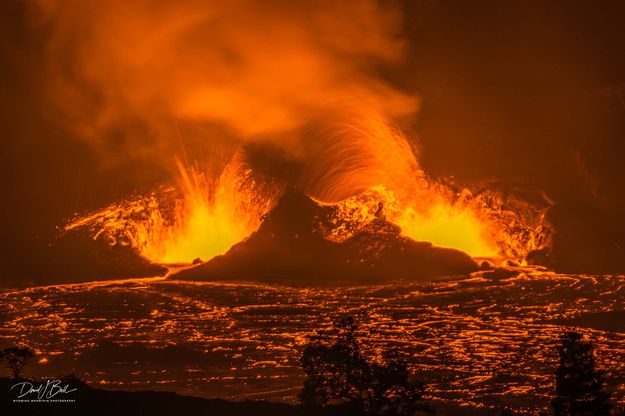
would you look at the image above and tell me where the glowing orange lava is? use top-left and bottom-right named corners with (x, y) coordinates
top-left (300, 106), bottom-right (550, 262)
top-left (324, 183), bottom-right (547, 261)
top-left (392, 200), bottom-right (498, 258)
top-left (139, 160), bottom-right (264, 264)
top-left (66, 108), bottom-right (550, 265)
top-left (66, 153), bottom-right (279, 264)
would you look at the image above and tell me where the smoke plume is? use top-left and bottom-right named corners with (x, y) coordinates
top-left (30, 0), bottom-right (418, 167)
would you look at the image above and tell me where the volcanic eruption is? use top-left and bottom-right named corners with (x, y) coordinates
top-left (64, 102), bottom-right (551, 281)
top-left (65, 151), bottom-right (281, 265)
top-left (6, 1), bottom-right (625, 414)
top-left (11, 0), bottom-right (551, 281)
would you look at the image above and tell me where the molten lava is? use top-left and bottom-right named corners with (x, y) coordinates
top-left (66, 153), bottom-right (279, 264)
top-left (322, 183), bottom-right (548, 261)
top-left (299, 105), bottom-right (550, 261)
top-left (387, 193), bottom-right (499, 258)
top-left (138, 159), bottom-right (272, 264)
top-left (65, 108), bottom-right (550, 266)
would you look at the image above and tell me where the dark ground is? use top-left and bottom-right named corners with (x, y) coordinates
top-left (0, 377), bottom-right (489, 416)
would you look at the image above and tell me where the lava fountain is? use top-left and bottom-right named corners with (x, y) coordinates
top-left (298, 105), bottom-right (551, 261)
top-left (65, 152), bottom-right (280, 264)
top-left (66, 106), bottom-right (550, 266)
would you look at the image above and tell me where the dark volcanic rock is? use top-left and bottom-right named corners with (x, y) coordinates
top-left (35, 229), bottom-right (167, 286)
top-left (548, 310), bottom-right (625, 333)
top-left (172, 188), bottom-right (478, 284)
top-left (482, 267), bottom-right (520, 280)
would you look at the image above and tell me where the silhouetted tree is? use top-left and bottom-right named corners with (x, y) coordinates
top-left (299, 317), bottom-right (370, 408)
top-left (613, 404), bottom-right (625, 416)
top-left (299, 317), bottom-right (434, 415)
top-left (1, 347), bottom-right (34, 379)
top-left (551, 331), bottom-right (611, 416)
top-left (367, 348), bottom-right (433, 416)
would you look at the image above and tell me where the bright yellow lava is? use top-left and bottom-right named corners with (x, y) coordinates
top-left (139, 161), bottom-right (257, 264)
top-left (65, 156), bottom-right (276, 265)
top-left (392, 203), bottom-right (498, 258)
top-left (329, 186), bottom-right (500, 259)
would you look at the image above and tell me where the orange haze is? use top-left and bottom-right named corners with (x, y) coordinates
top-left (49, 1), bottom-right (549, 264)
top-left (31, 0), bottom-right (417, 165)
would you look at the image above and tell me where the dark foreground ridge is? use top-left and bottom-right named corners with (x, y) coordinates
top-left (3, 229), bottom-right (168, 288)
top-left (0, 376), bottom-right (490, 416)
top-left (0, 376), bottom-right (360, 416)
top-left (172, 187), bottom-right (479, 283)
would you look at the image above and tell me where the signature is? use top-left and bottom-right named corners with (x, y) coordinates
top-left (11, 380), bottom-right (77, 399)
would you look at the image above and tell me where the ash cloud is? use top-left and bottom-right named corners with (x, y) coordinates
top-left (29, 0), bottom-right (418, 167)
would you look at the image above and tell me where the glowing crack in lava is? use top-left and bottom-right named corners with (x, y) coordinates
top-left (65, 153), bottom-right (279, 264)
